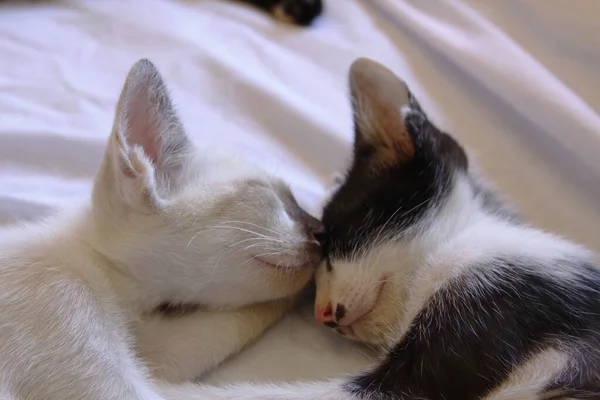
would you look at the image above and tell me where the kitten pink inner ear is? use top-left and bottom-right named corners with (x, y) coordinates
top-left (115, 59), bottom-right (180, 168)
top-left (123, 90), bottom-right (160, 163)
top-left (349, 58), bottom-right (415, 161)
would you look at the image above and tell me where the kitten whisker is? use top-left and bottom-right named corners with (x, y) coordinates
top-left (241, 251), bottom-right (291, 266)
top-left (218, 220), bottom-right (285, 237)
top-left (208, 225), bottom-right (285, 243)
top-left (206, 250), bottom-right (226, 285)
top-left (243, 242), bottom-right (280, 252)
top-left (185, 230), bottom-right (204, 249)
top-left (227, 237), bottom-right (271, 248)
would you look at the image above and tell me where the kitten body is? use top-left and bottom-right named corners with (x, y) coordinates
top-left (174, 59), bottom-right (600, 399)
top-left (0, 60), bottom-right (320, 399)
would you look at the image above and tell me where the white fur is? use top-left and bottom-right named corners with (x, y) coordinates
top-left (0, 60), bottom-right (317, 399)
top-left (158, 380), bottom-right (352, 400)
top-left (484, 348), bottom-right (569, 400)
top-left (136, 298), bottom-right (297, 382)
top-left (162, 349), bottom-right (569, 400)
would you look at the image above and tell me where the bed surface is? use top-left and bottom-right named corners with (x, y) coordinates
top-left (1, 0), bottom-right (599, 384)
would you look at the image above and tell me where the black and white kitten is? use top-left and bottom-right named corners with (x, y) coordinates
top-left (236, 0), bottom-right (323, 26)
top-left (161, 58), bottom-right (600, 399)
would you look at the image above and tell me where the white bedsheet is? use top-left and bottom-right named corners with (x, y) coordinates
top-left (1, 0), bottom-right (599, 385)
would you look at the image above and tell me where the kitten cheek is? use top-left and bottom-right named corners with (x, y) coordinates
top-left (349, 313), bottom-right (397, 346)
top-left (343, 287), bottom-right (401, 345)
top-left (263, 263), bottom-right (314, 297)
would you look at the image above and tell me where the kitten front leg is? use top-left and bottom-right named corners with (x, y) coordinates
top-left (158, 377), bottom-right (550, 400)
top-left (136, 297), bottom-right (297, 382)
top-left (157, 380), bottom-right (356, 400)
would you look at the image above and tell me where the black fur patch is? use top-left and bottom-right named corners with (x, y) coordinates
top-left (334, 304), bottom-right (346, 321)
top-left (346, 258), bottom-right (600, 400)
top-left (321, 109), bottom-right (467, 262)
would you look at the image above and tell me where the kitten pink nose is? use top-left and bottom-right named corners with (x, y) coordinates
top-left (315, 302), bottom-right (335, 325)
top-left (315, 302), bottom-right (348, 328)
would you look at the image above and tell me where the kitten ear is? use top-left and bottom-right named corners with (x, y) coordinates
top-left (349, 58), bottom-right (423, 168)
top-left (102, 59), bottom-right (191, 208)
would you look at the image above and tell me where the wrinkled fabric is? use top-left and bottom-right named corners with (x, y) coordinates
top-left (0, 0), bottom-right (599, 383)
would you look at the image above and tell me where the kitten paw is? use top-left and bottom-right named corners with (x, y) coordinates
top-left (272, 0), bottom-right (323, 26)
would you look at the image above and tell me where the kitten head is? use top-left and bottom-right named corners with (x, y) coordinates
top-left (314, 58), bottom-right (476, 344)
top-left (91, 60), bottom-right (321, 309)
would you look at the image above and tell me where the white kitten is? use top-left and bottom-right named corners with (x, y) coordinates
top-left (0, 59), bottom-right (320, 399)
